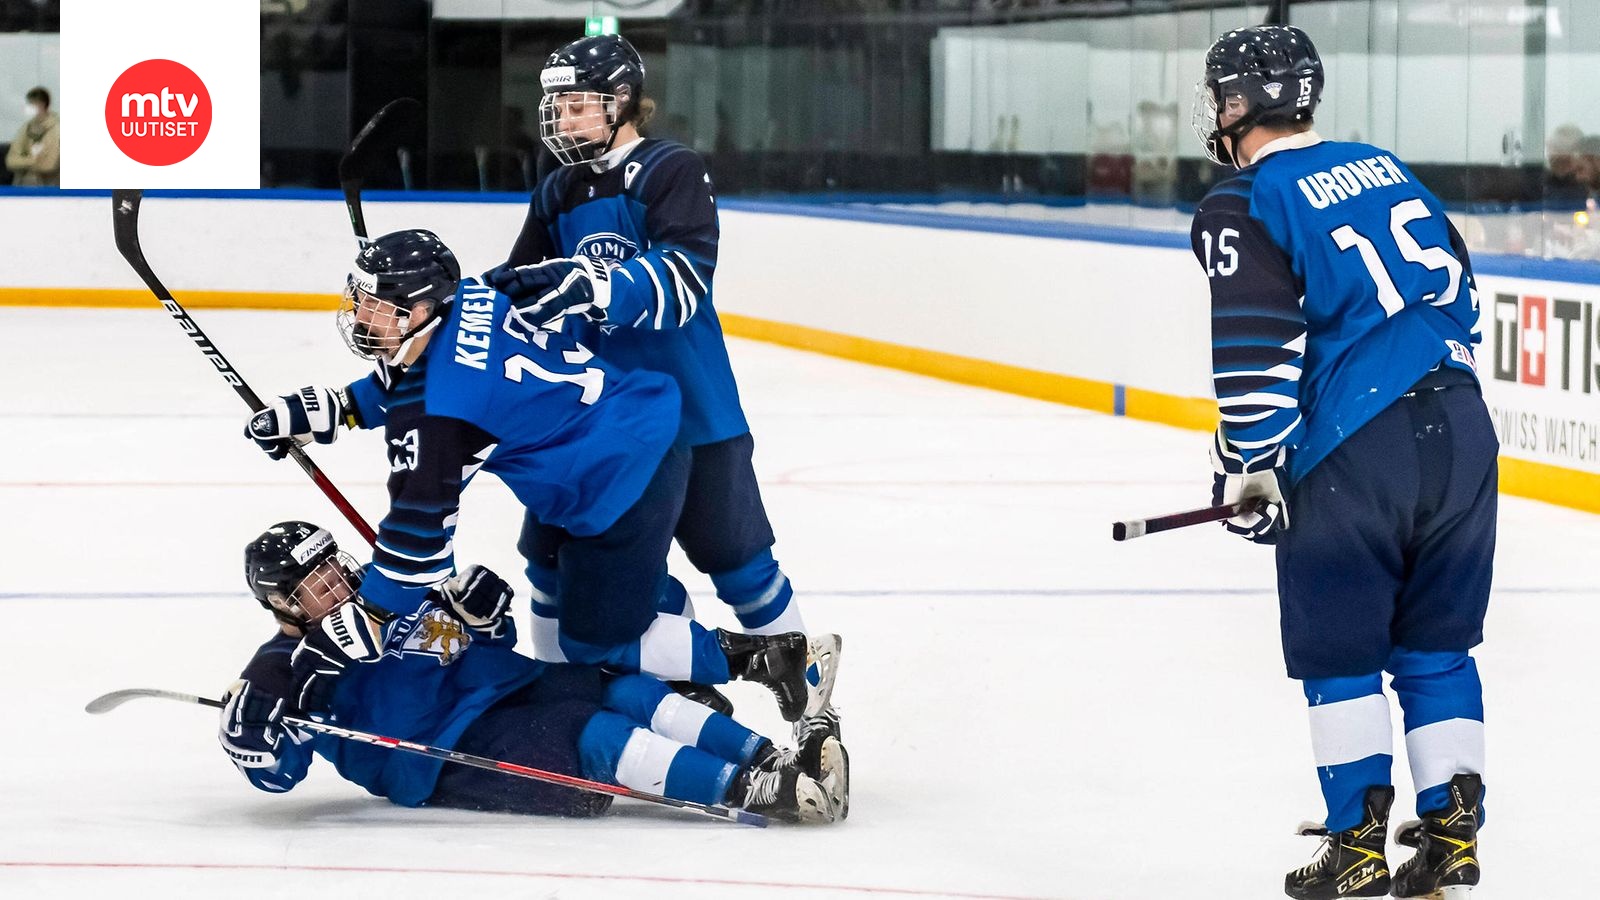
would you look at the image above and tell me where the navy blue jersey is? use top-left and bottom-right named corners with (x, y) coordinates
top-left (235, 601), bottom-right (543, 806)
top-left (343, 277), bottom-right (681, 615)
top-left (1191, 136), bottom-right (1481, 483)
top-left (506, 138), bottom-right (749, 447)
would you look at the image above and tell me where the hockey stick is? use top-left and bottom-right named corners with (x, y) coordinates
top-left (111, 190), bottom-right (379, 547)
top-left (85, 688), bottom-right (767, 828)
top-left (1111, 498), bottom-right (1264, 541)
top-left (340, 98), bottom-right (423, 245)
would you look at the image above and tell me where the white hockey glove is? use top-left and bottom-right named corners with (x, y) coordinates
top-left (492, 256), bottom-right (612, 333)
top-left (1209, 428), bottom-right (1289, 544)
top-left (245, 386), bottom-right (349, 461)
top-left (437, 564), bottom-right (513, 636)
top-left (288, 601), bottom-right (385, 714)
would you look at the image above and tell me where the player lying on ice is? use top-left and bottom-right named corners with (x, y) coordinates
top-left (217, 520), bottom-right (847, 823)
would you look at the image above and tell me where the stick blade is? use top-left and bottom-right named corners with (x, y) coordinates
top-left (339, 98), bottom-right (423, 184)
top-left (85, 688), bottom-right (212, 714)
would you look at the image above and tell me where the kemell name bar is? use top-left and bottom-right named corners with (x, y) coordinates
top-left (118, 88), bottom-right (202, 136)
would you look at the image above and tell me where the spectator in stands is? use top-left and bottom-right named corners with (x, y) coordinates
top-left (6, 86), bottom-right (59, 187)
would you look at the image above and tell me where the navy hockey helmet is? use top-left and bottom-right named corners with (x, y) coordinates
top-left (538, 34), bottom-right (646, 166)
top-left (339, 229), bottom-right (460, 362)
top-left (244, 521), bottom-right (362, 629)
top-left (1193, 25), bottom-right (1323, 167)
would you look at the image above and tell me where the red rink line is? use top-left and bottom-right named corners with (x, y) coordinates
top-left (0, 861), bottom-right (1051, 899)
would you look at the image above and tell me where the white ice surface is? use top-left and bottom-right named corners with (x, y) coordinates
top-left (2, 307), bottom-right (1595, 899)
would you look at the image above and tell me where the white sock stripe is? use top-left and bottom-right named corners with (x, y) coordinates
top-left (1308, 694), bottom-right (1392, 768)
top-left (650, 692), bottom-right (715, 746)
top-left (530, 611), bottom-right (567, 663)
top-left (1405, 718), bottom-right (1486, 795)
top-left (613, 728), bottom-right (681, 794)
top-left (730, 573), bottom-right (789, 615)
top-left (638, 613), bottom-right (696, 680)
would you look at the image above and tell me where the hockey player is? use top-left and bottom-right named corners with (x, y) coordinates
top-left (219, 521), bottom-right (845, 822)
top-left (1191, 25), bottom-right (1489, 899)
top-left (483, 35), bottom-right (839, 738)
top-left (243, 229), bottom-right (824, 724)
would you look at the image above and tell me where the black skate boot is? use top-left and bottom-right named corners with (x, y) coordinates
top-left (796, 715), bottom-right (849, 821)
top-left (1391, 773), bottom-right (1482, 899)
top-left (724, 755), bottom-right (836, 824)
top-left (667, 681), bottom-right (734, 717)
top-left (1284, 785), bottom-right (1393, 899)
top-left (717, 629), bottom-right (807, 721)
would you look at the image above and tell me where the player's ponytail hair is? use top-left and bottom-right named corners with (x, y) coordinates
top-left (633, 96), bottom-right (657, 132)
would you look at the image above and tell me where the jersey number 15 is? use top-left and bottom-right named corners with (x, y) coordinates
top-left (1330, 198), bottom-right (1462, 317)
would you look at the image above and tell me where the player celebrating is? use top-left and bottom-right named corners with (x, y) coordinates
top-left (243, 229), bottom-right (824, 724)
top-left (221, 521), bottom-right (845, 822)
top-left (1191, 25), bottom-right (1490, 899)
top-left (483, 35), bottom-right (838, 736)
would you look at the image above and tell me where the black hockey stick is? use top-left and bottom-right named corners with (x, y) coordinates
top-left (86, 688), bottom-right (767, 827)
top-left (1111, 498), bottom-right (1264, 541)
top-left (111, 190), bottom-right (379, 547)
top-left (340, 98), bottom-right (423, 244)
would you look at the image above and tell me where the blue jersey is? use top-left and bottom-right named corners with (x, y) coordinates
top-left (343, 277), bottom-right (681, 615)
top-left (506, 138), bottom-right (748, 447)
top-left (1191, 136), bottom-right (1481, 483)
top-left (234, 601), bottom-right (543, 806)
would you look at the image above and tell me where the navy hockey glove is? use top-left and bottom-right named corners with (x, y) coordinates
top-left (288, 601), bottom-right (385, 714)
top-left (489, 256), bottom-right (612, 332)
top-left (218, 677), bottom-right (290, 771)
top-left (1209, 428), bottom-right (1289, 544)
top-left (245, 386), bottom-right (348, 461)
top-left (437, 564), bottom-right (513, 636)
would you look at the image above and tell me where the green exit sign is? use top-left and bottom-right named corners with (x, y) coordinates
top-left (585, 16), bottom-right (618, 36)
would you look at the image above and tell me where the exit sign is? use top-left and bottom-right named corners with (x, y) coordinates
top-left (585, 16), bottom-right (618, 36)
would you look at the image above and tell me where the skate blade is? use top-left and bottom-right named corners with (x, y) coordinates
top-left (804, 633), bottom-right (842, 717)
top-left (1393, 886), bottom-right (1473, 900)
top-left (819, 737), bottom-right (850, 821)
top-left (794, 772), bottom-right (839, 825)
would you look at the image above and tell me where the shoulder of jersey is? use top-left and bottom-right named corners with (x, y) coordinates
top-left (626, 140), bottom-right (702, 192)
top-left (1197, 168), bottom-right (1260, 216)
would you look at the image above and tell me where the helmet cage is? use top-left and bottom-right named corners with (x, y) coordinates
top-left (338, 275), bottom-right (415, 361)
top-left (539, 90), bottom-right (624, 166)
top-left (267, 551), bottom-right (363, 629)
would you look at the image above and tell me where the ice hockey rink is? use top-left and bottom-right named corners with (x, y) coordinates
top-left (3, 306), bottom-right (1595, 899)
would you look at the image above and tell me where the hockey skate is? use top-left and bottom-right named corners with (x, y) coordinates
top-left (1284, 786), bottom-right (1392, 899)
top-left (1391, 773), bottom-right (1481, 899)
top-left (803, 633), bottom-right (842, 718)
top-left (725, 755), bottom-right (836, 824)
top-left (667, 681), bottom-right (734, 717)
top-left (717, 629), bottom-right (807, 721)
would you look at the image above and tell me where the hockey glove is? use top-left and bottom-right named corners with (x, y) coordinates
top-left (1209, 428), bottom-right (1289, 544)
top-left (437, 564), bottom-right (513, 637)
top-left (288, 600), bottom-right (386, 714)
top-left (218, 677), bottom-right (289, 771)
top-left (245, 386), bottom-right (348, 461)
top-left (490, 256), bottom-right (612, 333)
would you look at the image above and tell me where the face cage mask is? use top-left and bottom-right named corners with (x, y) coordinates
top-left (539, 91), bottom-right (622, 166)
top-left (270, 551), bottom-right (362, 628)
top-left (339, 277), bottom-right (414, 362)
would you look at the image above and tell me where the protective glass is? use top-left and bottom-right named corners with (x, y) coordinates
top-left (538, 91), bottom-right (620, 166)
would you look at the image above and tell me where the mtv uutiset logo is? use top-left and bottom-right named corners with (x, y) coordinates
top-left (105, 60), bottom-right (212, 166)
top-left (61, 1), bottom-right (258, 188)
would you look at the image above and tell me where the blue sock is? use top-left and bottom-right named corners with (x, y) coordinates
top-left (1303, 673), bottom-right (1392, 833)
top-left (604, 674), bottom-right (767, 765)
top-left (577, 712), bottom-right (737, 806)
top-left (559, 614), bottom-right (731, 683)
top-left (709, 548), bottom-right (799, 632)
top-left (1387, 648), bottom-right (1486, 822)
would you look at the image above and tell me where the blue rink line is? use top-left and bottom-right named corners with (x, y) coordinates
top-left (2, 586), bottom-right (1587, 601)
